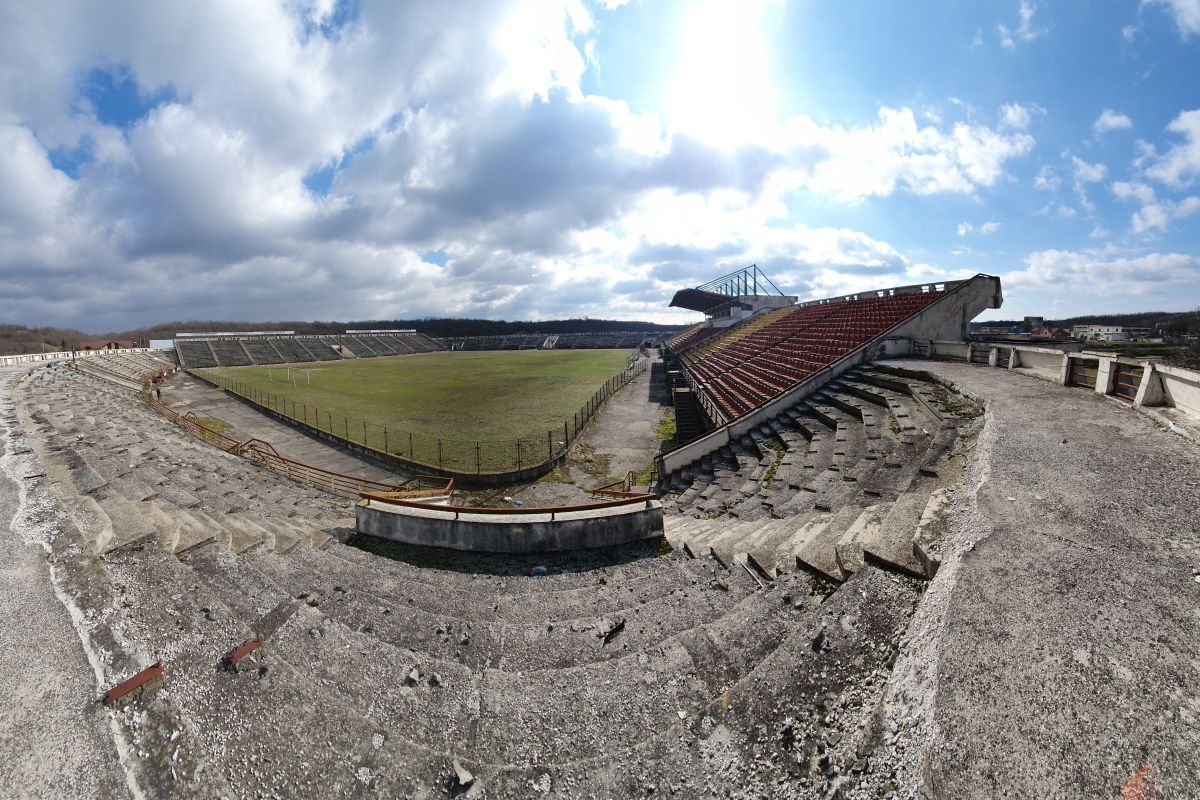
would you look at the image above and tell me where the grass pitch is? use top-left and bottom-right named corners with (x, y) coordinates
top-left (202, 349), bottom-right (636, 470)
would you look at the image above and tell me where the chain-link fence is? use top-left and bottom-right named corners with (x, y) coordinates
top-left (202, 356), bottom-right (648, 475)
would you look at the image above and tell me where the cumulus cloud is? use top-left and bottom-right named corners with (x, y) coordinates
top-left (1146, 0), bottom-right (1200, 36)
top-left (998, 1), bottom-right (1049, 49)
top-left (0, 1), bottom-right (1044, 330)
top-left (1146, 109), bottom-right (1200, 187)
top-left (1000, 102), bottom-right (1043, 130)
top-left (1008, 247), bottom-right (1200, 295)
top-left (957, 221), bottom-right (1001, 236)
top-left (1092, 108), bottom-right (1133, 136)
top-left (788, 107), bottom-right (1034, 203)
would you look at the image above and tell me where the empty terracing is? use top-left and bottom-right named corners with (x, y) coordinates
top-left (3, 348), bottom-right (1196, 798)
top-left (4, 358), bottom-right (930, 798)
top-left (660, 364), bottom-right (971, 585)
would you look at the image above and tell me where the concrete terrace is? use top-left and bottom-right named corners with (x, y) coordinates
top-left (0, 348), bottom-right (1196, 798)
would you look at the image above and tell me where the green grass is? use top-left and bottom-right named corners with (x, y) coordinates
top-left (201, 350), bottom-right (635, 472)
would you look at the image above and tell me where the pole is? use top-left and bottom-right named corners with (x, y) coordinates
top-left (409, 432), bottom-right (414, 458)
top-left (384, 427), bottom-right (388, 453)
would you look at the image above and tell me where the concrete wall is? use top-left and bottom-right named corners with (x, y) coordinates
top-left (1012, 346), bottom-right (1071, 383)
top-left (888, 275), bottom-right (1003, 342)
top-left (356, 499), bottom-right (664, 553)
top-left (930, 341), bottom-right (971, 361)
top-left (1154, 364), bottom-right (1200, 418)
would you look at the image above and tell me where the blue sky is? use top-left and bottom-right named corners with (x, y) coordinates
top-left (1, 1), bottom-right (1199, 331)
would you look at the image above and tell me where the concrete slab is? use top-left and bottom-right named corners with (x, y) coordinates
top-left (886, 359), bottom-right (1200, 798)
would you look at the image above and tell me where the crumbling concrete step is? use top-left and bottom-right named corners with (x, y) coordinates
top-left (104, 541), bottom-right (443, 799)
top-left (96, 494), bottom-right (172, 552)
top-left (793, 505), bottom-right (866, 583)
top-left (165, 507), bottom-right (221, 552)
top-left (840, 493), bottom-right (928, 579)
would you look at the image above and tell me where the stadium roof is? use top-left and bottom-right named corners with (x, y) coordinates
top-left (668, 288), bottom-right (733, 313)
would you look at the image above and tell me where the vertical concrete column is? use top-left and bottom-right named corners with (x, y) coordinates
top-left (1007, 347), bottom-right (1019, 370)
top-left (1094, 358), bottom-right (1116, 395)
top-left (1058, 353), bottom-right (1071, 385)
top-left (988, 347), bottom-right (999, 367)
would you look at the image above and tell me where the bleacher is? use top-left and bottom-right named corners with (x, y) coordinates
top-left (240, 338), bottom-right (285, 365)
top-left (441, 330), bottom-right (676, 351)
top-left (680, 291), bottom-right (945, 420)
top-left (664, 323), bottom-right (721, 353)
top-left (271, 338), bottom-right (317, 362)
top-left (176, 340), bottom-right (218, 368)
top-left (169, 332), bottom-right (440, 368)
top-left (303, 338), bottom-right (341, 360)
top-left (209, 339), bottom-right (253, 366)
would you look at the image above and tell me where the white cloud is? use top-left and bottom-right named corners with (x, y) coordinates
top-left (957, 221), bottom-right (1001, 236)
top-left (1008, 247), bottom-right (1200, 295)
top-left (1000, 102), bottom-right (1043, 130)
top-left (1071, 156), bottom-right (1107, 184)
top-left (1146, 0), bottom-right (1200, 36)
top-left (1131, 196), bottom-right (1200, 234)
top-left (1092, 108), bottom-right (1133, 136)
top-left (1033, 165), bottom-right (1060, 191)
top-left (1070, 155), bottom-right (1107, 213)
top-left (998, 1), bottom-right (1049, 49)
top-left (788, 107), bottom-right (1034, 203)
top-left (1111, 180), bottom-right (1156, 204)
top-left (1146, 108), bottom-right (1200, 187)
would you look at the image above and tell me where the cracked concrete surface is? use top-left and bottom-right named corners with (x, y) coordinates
top-left (887, 360), bottom-right (1200, 798)
top-left (0, 368), bottom-right (132, 800)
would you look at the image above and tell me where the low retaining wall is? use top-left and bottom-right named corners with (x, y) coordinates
top-left (356, 497), bottom-right (664, 553)
top-left (1150, 364), bottom-right (1200, 418)
top-left (1010, 345), bottom-right (1069, 382)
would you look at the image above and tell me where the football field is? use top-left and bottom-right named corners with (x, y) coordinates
top-left (202, 349), bottom-right (637, 470)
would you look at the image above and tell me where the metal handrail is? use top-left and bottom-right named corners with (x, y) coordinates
top-left (140, 369), bottom-right (428, 499)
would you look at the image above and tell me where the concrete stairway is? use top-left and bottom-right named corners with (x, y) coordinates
top-left (660, 364), bottom-right (980, 582)
top-left (10, 358), bottom-right (937, 796)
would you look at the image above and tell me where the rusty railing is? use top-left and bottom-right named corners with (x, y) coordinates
top-left (140, 369), bottom-right (450, 499)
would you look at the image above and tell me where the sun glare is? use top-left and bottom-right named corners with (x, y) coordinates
top-left (668, 0), bottom-right (779, 148)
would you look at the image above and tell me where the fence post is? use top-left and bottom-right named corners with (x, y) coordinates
top-left (563, 421), bottom-right (568, 444)
top-left (475, 442), bottom-right (481, 474)
top-left (409, 432), bottom-right (414, 458)
top-left (363, 419), bottom-right (367, 445)
top-left (517, 438), bottom-right (522, 469)
top-left (304, 404), bottom-right (308, 424)
top-left (344, 417), bottom-right (349, 440)
top-left (327, 410), bottom-right (331, 432)
top-left (384, 427), bottom-right (388, 453)
top-left (438, 439), bottom-right (443, 469)
top-left (547, 430), bottom-right (552, 459)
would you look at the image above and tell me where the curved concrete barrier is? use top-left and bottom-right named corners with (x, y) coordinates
top-left (356, 496), bottom-right (664, 553)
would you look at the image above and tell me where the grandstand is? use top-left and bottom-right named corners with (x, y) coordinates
top-left (2, 266), bottom-right (1198, 797)
top-left (173, 331), bottom-right (444, 368)
top-left (441, 330), bottom-right (677, 351)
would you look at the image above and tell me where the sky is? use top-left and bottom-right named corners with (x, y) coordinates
top-left (2, 1), bottom-right (1200, 332)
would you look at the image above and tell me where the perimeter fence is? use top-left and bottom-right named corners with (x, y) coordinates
top-left (195, 356), bottom-right (648, 475)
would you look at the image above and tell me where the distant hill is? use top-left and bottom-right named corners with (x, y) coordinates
top-left (973, 309), bottom-right (1200, 335)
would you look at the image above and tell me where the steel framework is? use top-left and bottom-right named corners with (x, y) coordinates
top-left (693, 264), bottom-right (784, 297)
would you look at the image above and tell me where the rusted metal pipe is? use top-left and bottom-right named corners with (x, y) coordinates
top-left (102, 661), bottom-right (163, 706)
